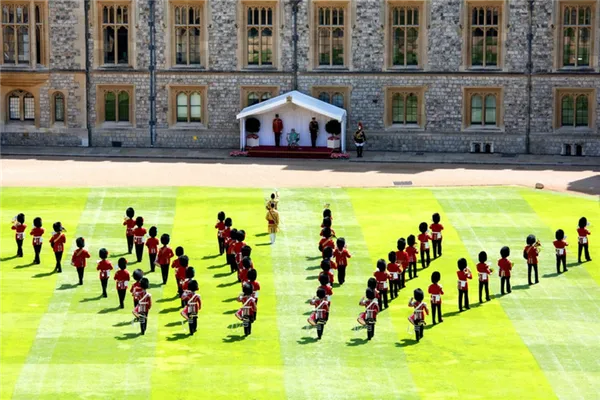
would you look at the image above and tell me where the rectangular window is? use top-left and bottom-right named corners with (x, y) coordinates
top-left (172, 4), bottom-right (203, 66)
top-left (99, 3), bottom-right (130, 65)
top-left (556, 89), bottom-right (595, 128)
top-left (467, 3), bottom-right (502, 68)
top-left (9, 96), bottom-right (20, 119)
top-left (390, 4), bottom-right (420, 67)
top-left (464, 88), bottom-right (502, 128)
top-left (245, 4), bottom-right (274, 67)
top-left (560, 3), bottom-right (594, 68)
top-left (96, 85), bottom-right (134, 125)
top-left (385, 87), bottom-right (425, 128)
top-left (1, 2), bottom-right (45, 66)
top-left (315, 3), bottom-right (347, 67)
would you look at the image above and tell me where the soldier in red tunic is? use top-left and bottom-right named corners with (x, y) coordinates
top-left (498, 246), bottom-right (513, 295)
top-left (180, 265), bottom-right (195, 308)
top-left (308, 287), bottom-right (330, 340)
top-left (395, 238), bottom-right (408, 289)
top-left (374, 259), bottom-right (390, 310)
top-left (171, 247), bottom-right (186, 296)
top-left (418, 222), bottom-right (431, 269)
top-left (319, 259), bottom-right (335, 286)
top-left (130, 269), bottom-right (144, 308)
top-left (430, 213), bottom-right (444, 258)
top-left (123, 207), bottom-right (136, 254)
top-left (239, 257), bottom-right (254, 287)
top-left (30, 217), bottom-right (45, 265)
top-left (181, 279), bottom-right (201, 335)
top-left (428, 272), bottom-right (444, 324)
top-left (553, 229), bottom-right (568, 273)
top-left (114, 258), bottom-right (130, 309)
top-left (246, 268), bottom-right (260, 301)
top-left (97, 248), bottom-right (114, 298)
top-left (49, 222), bottom-right (66, 273)
top-left (132, 217), bottom-right (147, 263)
top-left (221, 218), bottom-right (232, 257)
top-left (523, 234), bottom-right (540, 285)
top-left (406, 235), bottom-right (419, 278)
top-left (157, 233), bottom-right (174, 285)
top-left (132, 277), bottom-right (152, 335)
top-left (320, 217), bottom-right (335, 238)
top-left (318, 227), bottom-right (335, 256)
top-left (408, 289), bottom-right (429, 342)
top-left (577, 217), bottom-right (592, 263)
top-left (236, 283), bottom-right (257, 336)
top-left (387, 251), bottom-right (401, 300)
top-left (358, 288), bottom-right (379, 340)
top-left (333, 238), bottom-right (350, 285)
top-left (71, 237), bottom-right (91, 285)
top-left (11, 213), bottom-right (26, 258)
top-left (318, 274), bottom-right (333, 303)
top-left (457, 258), bottom-right (472, 311)
top-left (273, 114), bottom-right (284, 147)
top-left (145, 226), bottom-right (159, 272)
top-left (215, 212), bottom-right (226, 255)
top-left (476, 251), bottom-right (493, 303)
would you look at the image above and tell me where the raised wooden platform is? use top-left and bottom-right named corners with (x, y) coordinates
top-left (247, 146), bottom-right (334, 159)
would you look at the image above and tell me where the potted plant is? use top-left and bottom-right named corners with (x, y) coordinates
top-left (245, 117), bottom-right (261, 148)
top-left (325, 119), bottom-right (342, 150)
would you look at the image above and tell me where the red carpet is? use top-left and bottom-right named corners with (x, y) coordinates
top-left (247, 146), bottom-right (333, 159)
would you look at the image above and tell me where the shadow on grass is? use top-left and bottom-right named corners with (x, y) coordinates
top-left (222, 297), bottom-right (238, 303)
top-left (512, 284), bottom-right (530, 291)
top-left (222, 334), bottom-right (246, 343)
top-left (157, 294), bottom-right (180, 303)
top-left (255, 243), bottom-right (272, 247)
top-left (568, 262), bottom-right (581, 268)
top-left (113, 320), bottom-right (133, 327)
top-left (166, 333), bottom-right (190, 341)
top-left (305, 265), bottom-right (321, 271)
top-left (159, 307), bottom-right (181, 314)
top-left (32, 270), bottom-right (56, 278)
top-left (111, 252), bottom-right (130, 258)
top-left (57, 283), bottom-right (79, 291)
top-left (255, 233), bottom-right (269, 237)
top-left (208, 263), bottom-right (228, 270)
top-left (305, 256), bottom-right (322, 261)
top-left (395, 339), bottom-right (419, 348)
top-left (305, 275), bottom-right (319, 280)
top-left (1, 255), bottom-right (19, 262)
top-left (346, 338), bottom-right (369, 347)
top-left (542, 272), bottom-right (561, 279)
top-left (213, 272), bottom-right (232, 279)
top-left (302, 311), bottom-right (312, 316)
top-left (14, 263), bottom-right (36, 269)
top-left (297, 336), bottom-right (318, 345)
top-left (217, 281), bottom-right (240, 288)
top-left (98, 306), bottom-right (121, 314)
top-left (202, 254), bottom-right (220, 260)
top-left (165, 321), bottom-right (183, 327)
top-left (80, 295), bottom-right (103, 303)
top-left (115, 333), bottom-right (140, 340)
top-left (149, 283), bottom-right (162, 289)
top-left (223, 310), bottom-right (237, 315)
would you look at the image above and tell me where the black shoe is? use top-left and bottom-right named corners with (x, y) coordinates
top-left (433, 322), bottom-right (437, 326)
top-left (564, 269), bottom-right (568, 272)
top-left (79, 281), bottom-right (83, 285)
top-left (587, 258), bottom-right (592, 262)
top-left (535, 280), bottom-right (539, 284)
top-left (507, 290), bottom-right (512, 294)
top-left (466, 306), bottom-right (470, 310)
top-left (439, 319), bottom-right (443, 323)
top-left (479, 300), bottom-right (483, 304)
top-left (103, 293), bottom-right (108, 298)
top-left (120, 304), bottom-right (124, 309)
top-left (459, 309), bottom-right (464, 312)
top-left (486, 297), bottom-right (491, 302)
top-left (578, 260), bottom-right (582, 264)
top-left (528, 282), bottom-right (533, 286)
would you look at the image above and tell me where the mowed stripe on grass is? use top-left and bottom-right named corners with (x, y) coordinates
top-left (349, 188), bottom-right (556, 399)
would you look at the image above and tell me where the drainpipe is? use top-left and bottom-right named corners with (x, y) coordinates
top-left (525, 0), bottom-right (534, 154)
top-left (291, 0), bottom-right (301, 91)
top-left (84, 0), bottom-right (92, 147)
top-left (149, 0), bottom-right (157, 146)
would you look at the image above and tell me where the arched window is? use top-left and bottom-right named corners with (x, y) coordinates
top-left (391, 92), bottom-right (419, 124)
top-left (177, 93), bottom-right (188, 122)
top-left (104, 91), bottom-right (116, 121)
top-left (561, 95), bottom-right (574, 126)
top-left (469, 92), bottom-right (498, 126)
top-left (560, 92), bottom-right (590, 128)
top-left (246, 6), bottom-right (273, 66)
top-left (6, 90), bottom-right (34, 122)
top-left (103, 90), bottom-right (130, 123)
top-left (332, 92), bottom-right (344, 108)
top-left (54, 92), bottom-right (65, 122)
top-left (101, 5), bottom-right (129, 65)
top-left (118, 91), bottom-right (129, 122)
top-left (175, 91), bottom-right (203, 123)
top-left (244, 89), bottom-right (274, 107)
top-left (318, 92), bottom-right (330, 103)
top-left (247, 92), bottom-right (259, 106)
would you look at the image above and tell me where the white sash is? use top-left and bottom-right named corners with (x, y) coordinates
top-left (241, 297), bottom-right (254, 316)
top-left (414, 301), bottom-right (426, 319)
top-left (138, 293), bottom-right (150, 312)
top-left (187, 294), bottom-right (200, 314)
top-left (315, 300), bottom-right (327, 319)
top-left (365, 300), bottom-right (378, 319)
top-left (134, 235), bottom-right (144, 244)
top-left (254, 290), bottom-right (260, 298)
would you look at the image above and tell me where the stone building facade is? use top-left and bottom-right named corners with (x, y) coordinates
top-left (1, 0), bottom-right (600, 156)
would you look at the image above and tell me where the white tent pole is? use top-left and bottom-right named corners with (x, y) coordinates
top-left (240, 118), bottom-right (246, 150)
top-left (341, 116), bottom-right (347, 153)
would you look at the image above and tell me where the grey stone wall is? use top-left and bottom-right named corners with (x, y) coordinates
top-left (48, 0), bottom-right (85, 70)
top-left (427, 0), bottom-right (462, 72)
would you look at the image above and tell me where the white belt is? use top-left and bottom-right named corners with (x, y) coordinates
top-left (458, 280), bottom-right (467, 288)
top-left (556, 248), bottom-right (565, 256)
top-left (579, 236), bottom-right (588, 244)
top-left (392, 272), bottom-right (399, 280)
top-left (431, 294), bottom-right (441, 302)
top-left (479, 273), bottom-right (488, 280)
top-left (423, 242), bottom-right (430, 249)
top-left (254, 291), bottom-right (259, 298)
top-left (433, 233), bottom-right (442, 240)
top-left (382, 281), bottom-right (388, 289)
top-left (33, 236), bottom-right (43, 243)
top-left (16, 232), bottom-right (24, 240)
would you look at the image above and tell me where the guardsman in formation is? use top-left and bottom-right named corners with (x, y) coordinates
top-left (319, 259), bottom-right (335, 286)
top-left (171, 247), bottom-right (186, 297)
top-left (523, 234), bottom-right (541, 285)
top-left (374, 259), bottom-right (390, 310)
top-left (387, 251), bottom-right (401, 300)
top-left (246, 269), bottom-right (261, 309)
top-left (49, 222), bottom-right (66, 273)
top-left (577, 217), bottom-right (592, 263)
top-left (114, 258), bottom-right (130, 309)
top-left (408, 289), bottom-right (429, 342)
top-left (132, 277), bottom-right (152, 335)
top-left (319, 227), bottom-right (335, 256)
top-left (130, 268), bottom-right (144, 308)
top-left (239, 257), bottom-right (254, 286)
top-left (11, 213), bottom-right (26, 257)
top-left (553, 229), bottom-right (568, 274)
top-left (406, 234), bottom-right (419, 278)
top-left (323, 208), bottom-right (333, 226)
top-left (498, 246), bottom-right (513, 295)
top-left (476, 251), bottom-right (493, 303)
top-left (333, 238), bottom-right (351, 285)
top-left (215, 211), bottom-right (226, 255)
top-left (233, 231), bottom-right (247, 281)
top-left (457, 258), bottom-right (472, 312)
top-left (181, 280), bottom-right (201, 336)
top-left (157, 233), bottom-right (174, 285)
top-left (132, 217), bottom-right (147, 263)
top-left (307, 287), bottom-right (330, 340)
top-left (145, 226), bottom-right (159, 272)
top-left (358, 288), bottom-right (379, 341)
top-left (321, 216), bottom-right (335, 237)
top-left (221, 218), bottom-right (232, 258)
top-left (71, 237), bottom-right (91, 285)
top-left (430, 213), bottom-right (444, 258)
top-left (418, 222), bottom-right (431, 269)
top-left (428, 271), bottom-right (444, 325)
top-left (123, 207), bottom-right (136, 254)
top-left (395, 238), bottom-right (408, 289)
top-left (266, 202), bottom-right (280, 245)
top-left (30, 217), bottom-right (45, 265)
top-left (318, 274), bottom-right (333, 303)
top-left (236, 283), bottom-right (257, 336)
top-left (97, 248), bottom-right (113, 298)
top-left (180, 264), bottom-right (195, 308)
top-left (226, 229), bottom-right (238, 274)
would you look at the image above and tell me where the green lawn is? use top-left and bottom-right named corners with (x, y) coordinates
top-left (0, 187), bottom-right (598, 400)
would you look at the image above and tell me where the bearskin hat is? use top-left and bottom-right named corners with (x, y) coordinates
top-left (160, 233), bottom-right (170, 246)
top-left (316, 287), bottom-right (326, 299)
top-left (478, 251), bottom-right (488, 263)
top-left (388, 251), bottom-right (396, 263)
top-left (457, 258), bottom-right (467, 271)
top-left (320, 259), bottom-right (331, 272)
top-left (336, 237), bottom-right (345, 250)
top-left (242, 283), bottom-right (253, 296)
top-left (366, 288), bottom-right (375, 300)
top-left (238, 230), bottom-right (246, 242)
top-left (118, 258), bottom-right (127, 270)
top-left (431, 271), bottom-right (441, 284)
top-left (397, 238), bottom-right (406, 251)
top-left (413, 288), bottom-right (424, 302)
top-left (377, 259), bottom-right (386, 271)
top-left (367, 277), bottom-right (377, 290)
top-left (322, 227), bottom-right (332, 238)
top-left (126, 207), bottom-right (135, 219)
top-left (242, 257), bottom-right (252, 269)
top-left (16, 213), bottom-right (25, 224)
top-left (323, 247), bottom-right (333, 259)
top-left (135, 216), bottom-right (144, 227)
top-left (76, 237), bottom-right (85, 248)
top-left (407, 235), bottom-right (416, 247)
top-left (133, 269), bottom-right (144, 281)
top-left (148, 226), bottom-right (158, 238)
top-left (526, 234), bottom-right (536, 246)
top-left (175, 246), bottom-right (184, 257)
top-left (188, 280), bottom-right (199, 292)
top-left (432, 213), bottom-right (441, 224)
top-left (579, 217), bottom-right (588, 229)
top-left (322, 217), bottom-right (332, 229)
top-left (217, 211), bottom-right (226, 222)
top-left (230, 229), bottom-right (239, 241)
top-left (140, 277), bottom-right (149, 290)
top-left (241, 245), bottom-right (252, 258)
top-left (99, 248), bottom-right (108, 259)
top-left (179, 255), bottom-right (189, 268)
top-left (323, 209), bottom-right (332, 219)
top-left (185, 266), bottom-right (195, 279)
top-left (33, 217), bottom-right (42, 228)
top-left (318, 274), bottom-right (329, 286)
top-left (52, 222), bottom-right (63, 233)
top-left (419, 222), bottom-right (428, 233)
top-left (500, 246), bottom-right (510, 258)
top-left (247, 268), bottom-right (257, 281)
top-left (555, 229), bottom-right (565, 240)
top-left (224, 217), bottom-right (232, 227)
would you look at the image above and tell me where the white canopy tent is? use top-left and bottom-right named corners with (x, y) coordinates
top-left (236, 90), bottom-right (348, 152)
